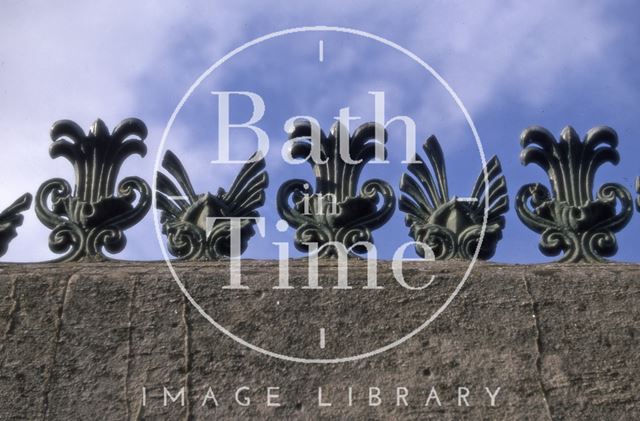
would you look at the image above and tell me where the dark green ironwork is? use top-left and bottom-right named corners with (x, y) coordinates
top-left (399, 136), bottom-right (508, 260)
top-left (636, 176), bottom-right (640, 212)
top-left (35, 119), bottom-right (151, 262)
top-left (277, 120), bottom-right (395, 258)
top-left (0, 193), bottom-right (32, 257)
top-left (156, 150), bottom-right (268, 260)
top-left (515, 126), bottom-right (632, 263)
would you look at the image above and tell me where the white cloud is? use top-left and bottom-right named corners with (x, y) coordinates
top-left (402, 0), bottom-right (619, 110)
top-left (0, 0), bottom-right (251, 261)
top-left (0, 0), bottom-right (628, 261)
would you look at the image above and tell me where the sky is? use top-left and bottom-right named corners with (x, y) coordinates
top-left (0, 0), bottom-right (639, 263)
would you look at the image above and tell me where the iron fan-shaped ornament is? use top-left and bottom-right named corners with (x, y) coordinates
top-left (515, 126), bottom-right (633, 263)
top-left (277, 120), bottom-right (395, 258)
top-left (0, 193), bottom-right (32, 257)
top-left (155, 150), bottom-right (268, 260)
top-left (636, 176), bottom-right (640, 212)
top-left (35, 118), bottom-right (151, 262)
top-left (399, 136), bottom-right (508, 260)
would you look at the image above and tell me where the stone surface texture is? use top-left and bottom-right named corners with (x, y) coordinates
top-left (0, 260), bottom-right (638, 420)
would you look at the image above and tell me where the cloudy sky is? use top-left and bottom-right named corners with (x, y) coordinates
top-left (1, 0), bottom-right (638, 263)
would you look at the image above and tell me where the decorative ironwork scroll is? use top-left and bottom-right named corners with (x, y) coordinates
top-left (636, 176), bottom-right (640, 212)
top-left (0, 193), bottom-right (32, 257)
top-left (515, 126), bottom-right (632, 263)
top-left (277, 120), bottom-right (395, 258)
top-left (156, 150), bottom-right (268, 260)
top-left (399, 136), bottom-right (508, 260)
top-left (35, 119), bottom-right (151, 262)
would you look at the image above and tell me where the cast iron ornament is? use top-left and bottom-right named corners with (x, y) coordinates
top-left (277, 120), bottom-right (395, 258)
top-left (35, 119), bottom-right (151, 262)
top-left (399, 136), bottom-right (508, 260)
top-left (636, 176), bottom-right (640, 212)
top-left (156, 150), bottom-right (268, 260)
top-left (515, 126), bottom-right (632, 263)
top-left (0, 193), bottom-right (32, 257)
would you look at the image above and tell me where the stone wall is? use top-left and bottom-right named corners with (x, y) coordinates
top-left (0, 261), bottom-right (638, 420)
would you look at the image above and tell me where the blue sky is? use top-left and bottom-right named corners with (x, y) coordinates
top-left (1, 0), bottom-right (638, 263)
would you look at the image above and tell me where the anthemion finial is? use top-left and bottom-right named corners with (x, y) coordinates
top-left (399, 136), bottom-right (509, 260)
top-left (155, 150), bottom-right (268, 260)
top-left (277, 120), bottom-right (395, 258)
top-left (515, 125), bottom-right (633, 263)
top-left (35, 118), bottom-right (151, 262)
top-left (0, 193), bottom-right (32, 258)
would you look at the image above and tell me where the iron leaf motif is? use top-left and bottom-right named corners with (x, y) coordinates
top-left (399, 136), bottom-right (509, 260)
top-left (277, 120), bottom-right (395, 258)
top-left (35, 119), bottom-right (151, 262)
top-left (0, 193), bottom-right (32, 257)
top-left (515, 126), bottom-right (632, 263)
top-left (156, 150), bottom-right (268, 260)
